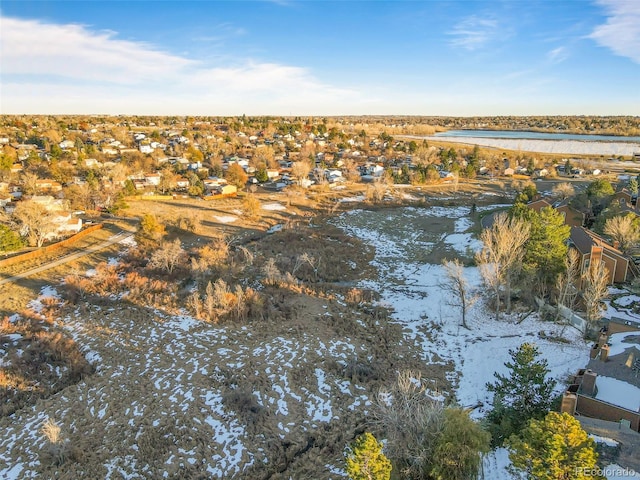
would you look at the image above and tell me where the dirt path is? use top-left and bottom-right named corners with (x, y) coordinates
top-left (0, 232), bottom-right (133, 287)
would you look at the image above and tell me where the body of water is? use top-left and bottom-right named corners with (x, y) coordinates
top-left (435, 130), bottom-right (640, 143)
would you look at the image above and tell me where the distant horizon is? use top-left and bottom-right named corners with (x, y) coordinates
top-left (2, 0), bottom-right (639, 116)
top-left (3, 113), bottom-right (639, 119)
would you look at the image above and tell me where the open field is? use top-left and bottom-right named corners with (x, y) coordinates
top-left (1, 183), bottom-right (626, 478)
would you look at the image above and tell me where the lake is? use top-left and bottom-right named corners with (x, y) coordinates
top-left (435, 130), bottom-right (640, 143)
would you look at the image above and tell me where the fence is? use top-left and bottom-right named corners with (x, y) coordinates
top-left (557, 304), bottom-right (588, 333)
top-left (0, 224), bottom-right (103, 268)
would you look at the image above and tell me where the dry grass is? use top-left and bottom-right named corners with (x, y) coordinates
top-left (0, 188), bottom-right (488, 478)
top-left (0, 314), bottom-right (94, 417)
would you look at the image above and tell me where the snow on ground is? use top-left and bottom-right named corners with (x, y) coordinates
top-left (604, 289), bottom-right (640, 323)
top-left (594, 376), bottom-right (640, 411)
top-left (607, 331), bottom-right (640, 357)
top-left (333, 205), bottom-right (590, 415)
top-left (590, 435), bottom-right (620, 447)
top-left (214, 215), bottom-right (238, 223)
top-left (481, 448), bottom-right (515, 480)
top-left (26, 286), bottom-right (60, 312)
top-left (339, 195), bottom-right (366, 203)
top-left (262, 203), bottom-right (286, 211)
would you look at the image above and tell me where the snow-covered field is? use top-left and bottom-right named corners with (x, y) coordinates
top-left (331, 205), bottom-right (589, 415)
top-left (2, 202), bottom-right (629, 479)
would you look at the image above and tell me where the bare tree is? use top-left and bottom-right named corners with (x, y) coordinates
top-left (555, 247), bottom-right (581, 319)
top-left (581, 259), bottom-right (609, 333)
top-left (148, 238), bottom-right (186, 273)
top-left (442, 258), bottom-right (477, 329)
top-left (475, 212), bottom-right (530, 318)
top-left (21, 172), bottom-right (40, 195)
top-left (13, 200), bottom-right (57, 247)
top-left (551, 182), bottom-right (576, 201)
top-left (373, 370), bottom-right (445, 479)
top-left (291, 161), bottom-right (312, 187)
top-left (603, 214), bottom-right (639, 252)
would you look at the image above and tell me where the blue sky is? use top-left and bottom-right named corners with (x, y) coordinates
top-left (1, 0), bottom-right (639, 116)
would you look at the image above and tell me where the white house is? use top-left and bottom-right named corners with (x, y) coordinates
top-left (59, 140), bottom-right (75, 150)
top-left (144, 173), bottom-right (161, 186)
top-left (139, 144), bottom-right (154, 154)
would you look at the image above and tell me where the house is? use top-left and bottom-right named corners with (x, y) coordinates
top-left (569, 226), bottom-right (632, 284)
top-left (59, 140), bottom-right (75, 150)
top-left (175, 178), bottom-right (190, 190)
top-left (34, 179), bottom-right (62, 193)
top-left (266, 169), bottom-right (280, 180)
top-left (554, 201), bottom-right (585, 227)
top-left (84, 158), bottom-right (102, 168)
top-left (144, 173), bottom-right (161, 186)
top-left (562, 322), bottom-right (640, 432)
top-left (139, 144), bottom-right (154, 154)
top-left (503, 167), bottom-right (515, 176)
top-left (31, 195), bottom-right (67, 212)
top-left (526, 198), bottom-right (552, 213)
top-left (101, 147), bottom-right (119, 155)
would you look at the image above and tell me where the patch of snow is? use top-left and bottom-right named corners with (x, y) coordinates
top-left (262, 203), bottom-right (286, 211)
top-left (481, 448), bottom-right (514, 480)
top-left (339, 195), bottom-right (366, 203)
top-left (606, 331), bottom-right (640, 357)
top-left (213, 215), bottom-right (238, 223)
top-left (589, 434), bottom-right (619, 447)
top-left (267, 224), bottom-right (283, 233)
top-left (444, 233), bottom-right (483, 255)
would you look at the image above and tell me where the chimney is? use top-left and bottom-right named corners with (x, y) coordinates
top-left (613, 240), bottom-right (620, 250)
top-left (561, 392), bottom-right (578, 415)
top-left (598, 332), bottom-right (609, 347)
top-left (600, 344), bottom-right (610, 362)
top-left (590, 343), bottom-right (600, 359)
top-left (581, 370), bottom-right (597, 396)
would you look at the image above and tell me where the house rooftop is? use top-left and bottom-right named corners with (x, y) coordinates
top-left (570, 226), bottom-right (624, 256)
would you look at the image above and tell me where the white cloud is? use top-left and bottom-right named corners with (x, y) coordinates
top-left (0, 15), bottom-right (360, 114)
top-left (448, 15), bottom-right (499, 50)
top-left (590, 0), bottom-right (640, 63)
top-left (0, 16), bottom-right (194, 83)
top-left (547, 46), bottom-right (569, 63)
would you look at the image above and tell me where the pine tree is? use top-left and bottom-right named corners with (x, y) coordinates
top-left (507, 411), bottom-right (602, 479)
top-left (345, 432), bottom-right (392, 480)
top-left (486, 343), bottom-right (556, 446)
top-left (0, 224), bottom-right (24, 254)
top-left (430, 408), bottom-right (491, 480)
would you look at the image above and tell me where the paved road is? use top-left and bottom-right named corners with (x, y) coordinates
top-left (0, 231), bottom-right (133, 287)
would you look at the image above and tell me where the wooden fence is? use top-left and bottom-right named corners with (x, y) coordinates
top-left (0, 224), bottom-right (104, 268)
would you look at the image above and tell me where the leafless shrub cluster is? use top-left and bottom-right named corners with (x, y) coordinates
top-left (1, 317), bottom-right (93, 417)
top-left (187, 279), bottom-right (263, 324)
top-left (373, 370), bottom-right (445, 479)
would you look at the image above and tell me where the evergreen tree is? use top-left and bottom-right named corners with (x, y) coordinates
top-left (507, 412), bottom-right (602, 480)
top-left (0, 224), bottom-right (24, 254)
top-left (345, 432), bottom-right (392, 480)
top-left (486, 343), bottom-right (556, 446)
top-left (430, 409), bottom-right (491, 480)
